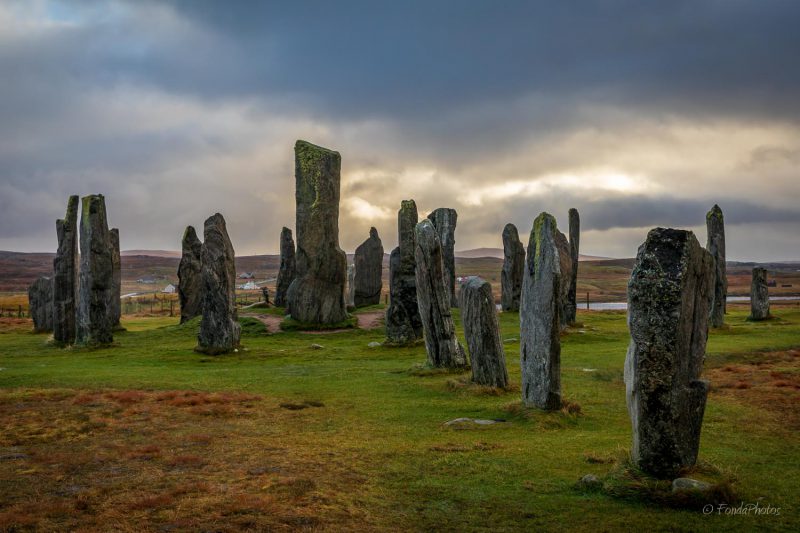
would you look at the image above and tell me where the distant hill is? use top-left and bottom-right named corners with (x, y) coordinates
top-left (455, 247), bottom-right (614, 261)
top-left (122, 250), bottom-right (181, 258)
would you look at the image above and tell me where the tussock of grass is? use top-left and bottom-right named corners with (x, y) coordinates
top-left (409, 362), bottom-right (468, 377)
top-left (445, 376), bottom-right (516, 395)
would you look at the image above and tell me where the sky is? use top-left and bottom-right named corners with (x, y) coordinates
top-left (1, 0), bottom-right (799, 261)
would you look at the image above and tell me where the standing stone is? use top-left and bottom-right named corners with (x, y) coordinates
top-left (197, 213), bottom-right (240, 354)
top-left (110, 228), bottom-right (121, 328)
top-left (53, 195), bottom-right (79, 345)
top-left (178, 226), bottom-right (203, 324)
top-left (414, 219), bottom-right (466, 368)
top-left (274, 227), bottom-right (296, 308)
top-left (354, 227), bottom-right (383, 306)
top-left (566, 208), bottom-right (580, 324)
top-left (748, 267), bottom-right (770, 321)
top-left (76, 194), bottom-right (114, 346)
top-left (625, 227), bottom-right (713, 478)
top-left (706, 205), bottom-right (727, 328)
top-left (346, 264), bottom-right (356, 308)
top-left (460, 276), bottom-right (508, 387)
top-left (501, 223), bottom-right (525, 312)
top-left (28, 277), bottom-right (53, 332)
top-left (554, 229), bottom-right (574, 330)
top-left (427, 208), bottom-right (458, 307)
top-left (286, 140), bottom-right (348, 324)
top-left (520, 213), bottom-right (562, 410)
top-left (386, 200), bottom-right (423, 344)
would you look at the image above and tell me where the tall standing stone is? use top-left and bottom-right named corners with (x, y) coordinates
top-left (386, 200), bottom-right (423, 344)
top-left (28, 277), bottom-right (53, 332)
top-left (197, 213), bottom-right (240, 354)
top-left (274, 227), bottom-right (296, 308)
top-left (76, 194), bottom-right (114, 346)
top-left (460, 276), bottom-right (508, 387)
top-left (706, 205), bottom-right (727, 328)
top-left (501, 223), bottom-right (525, 312)
top-left (748, 267), bottom-right (770, 321)
top-left (414, 219), bottom-right (466, 368)
top-left (427, 208), bottom-right (458, 307)
top-left (555, 229), bottom-right (574, 330)
top-left (566, 208), bottom-right (580, 324)
top-left (53, 195), bottom-right (79, 345)
top-left (520, 213), bottom-right (562, 410)
top-left (346, 264), bottom-right (356, 308)
top-left (354, 227), bottom-right (383, 307)
top-left (110, 228), bottom-right (121, 328)
top-left (178, 225), bottom-right (203, 323)
top-left (625, 227), bottom-right (713, 478)
top-left (286, 140), bottom-right (348, 324)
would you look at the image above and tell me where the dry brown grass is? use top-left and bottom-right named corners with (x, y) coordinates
top-left (0, 387), bottom-right (375, 531)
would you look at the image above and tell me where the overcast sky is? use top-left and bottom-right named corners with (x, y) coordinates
top-left (1, 0), bottom-right (799, 260)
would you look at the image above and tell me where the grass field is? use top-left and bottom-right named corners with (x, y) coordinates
top-left (0, 306), bottom-right (798, 531)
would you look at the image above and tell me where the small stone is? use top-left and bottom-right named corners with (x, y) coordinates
top-left (310, 343), bottom-right (324, 350)
top-left (578, 474), bottom-right (602, 489)
top-left (672, 477), bottom-right (712, 492)
top-left (443, 417), bottom-right (503, 427)
top-left (501, 223), bottom-right (525, 312)
top-left (275, 227), bottom-right (296, 307)
top-left (367, 341), bottom-right (382, 348)
top-left (503, 337), bottom-right (518, 344)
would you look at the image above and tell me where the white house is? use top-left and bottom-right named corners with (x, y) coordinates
top-left (162, 284), bottom-right (176, 294)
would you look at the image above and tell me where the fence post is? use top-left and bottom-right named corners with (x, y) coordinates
top-left (170, 300), bottom-right (174, 317)
top-left (586, 292), bottom-right (589, 310)
top-left (18, 305), bottom-right (22, 318)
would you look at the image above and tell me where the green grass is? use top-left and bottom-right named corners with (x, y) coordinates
top-left (0, 308), bottom-right (798, 531)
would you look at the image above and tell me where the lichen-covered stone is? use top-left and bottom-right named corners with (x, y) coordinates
top-left (566, 208), bottom-right (580, 324)
top-left (555, 229), bottom-right (574, 330)
top-left (625, 227), bottom-right (713, 478)
top-left (414, 219), bottom-right (466, 368)
top-left (749, 267), bottom-right (770, 321)
top-left (76, 194), bottom-right (114, 346)
top-left (53, 195), bottom-right (79, 345)
top-left (178, 225), bottom-right (203, 324)
top-left (386, 200), bottom-right (423, 344)
top-left (286, 140), bottom-right (348, 324)
top-left (274, 227), bottom-right (296, 307)
top-left (520, 213), bottom-right (562, 410)
top-left (354, 227), bottom-right (383, 307)
top-left (460, 276), bottom-right (508, 387)
top-left (427, 208), bottom-right (458, 307)
top-left (347, 264), bottom-right (356, 308)
top-left (28, 276), bottom-right (53, 332)
top-left (501, 223), bottom-right (525, 312)
top-left (197, 213), bottom-right (240, 354)
top-left (110, 228), bottom-right (121, 328)
top-left (706, 204), bottom-right (727, 328)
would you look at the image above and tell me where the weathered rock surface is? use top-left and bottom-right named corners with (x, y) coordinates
top-left (625, 227), bottom-right (713, 478)
top-left (501, 224), bottom-right (525, 312)
top-left (554, 229), bottom-right (574, 330)
top-left (749, 267), bottom-right (770, 321)
top-left (286, 140), bottom-right (348, 324)
top-left (415, 219), bottom-right (466, 368)
top-left (76, 194), bottom-right (114, 346)
top-left (520, 213), bottom-right (563, 410)
top-left (347, 264), bottom-right (355, 308)
top-left (197, 213), bottom-right (240, 354)
top-left (427, 208), bottom-right (458, 307)
top-left (274, 227), bottom-right (296, 307)
top-left (459, 276), bottom-right (508, 387)
top-left (53, 195), bottom-right (79, 345)
top-left (706, 204), bottom-right (727, 328)
top-left (385, 200), bottom-right (423, 344)
top-left (672, 478), bottom-right (711, 492)
top-left (178, 225), bottom-right (203, 324)
top-left (28, 276), bottom-right (53, 332)
top-left (354, 227), bottom-right (383, 306)
top-left (110, 228), bottom-right (121, 328)
top-left (566, 208), bottom-right (580, 324)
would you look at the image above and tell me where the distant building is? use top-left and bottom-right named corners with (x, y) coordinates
top-left (162, 284), bottom-right (176, 294)
top-left (239, 281), bottom-right (258, 290)
top-left (238, 272), bottom-right (255, 279)
top-left (137, 276), bottom-right (158, 284)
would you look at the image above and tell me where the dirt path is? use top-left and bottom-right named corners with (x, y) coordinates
top-left (242, 310), bottom-right (384, 334)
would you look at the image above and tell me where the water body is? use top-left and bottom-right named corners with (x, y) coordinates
top-left (497, 296), bottom-right (800, 312)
